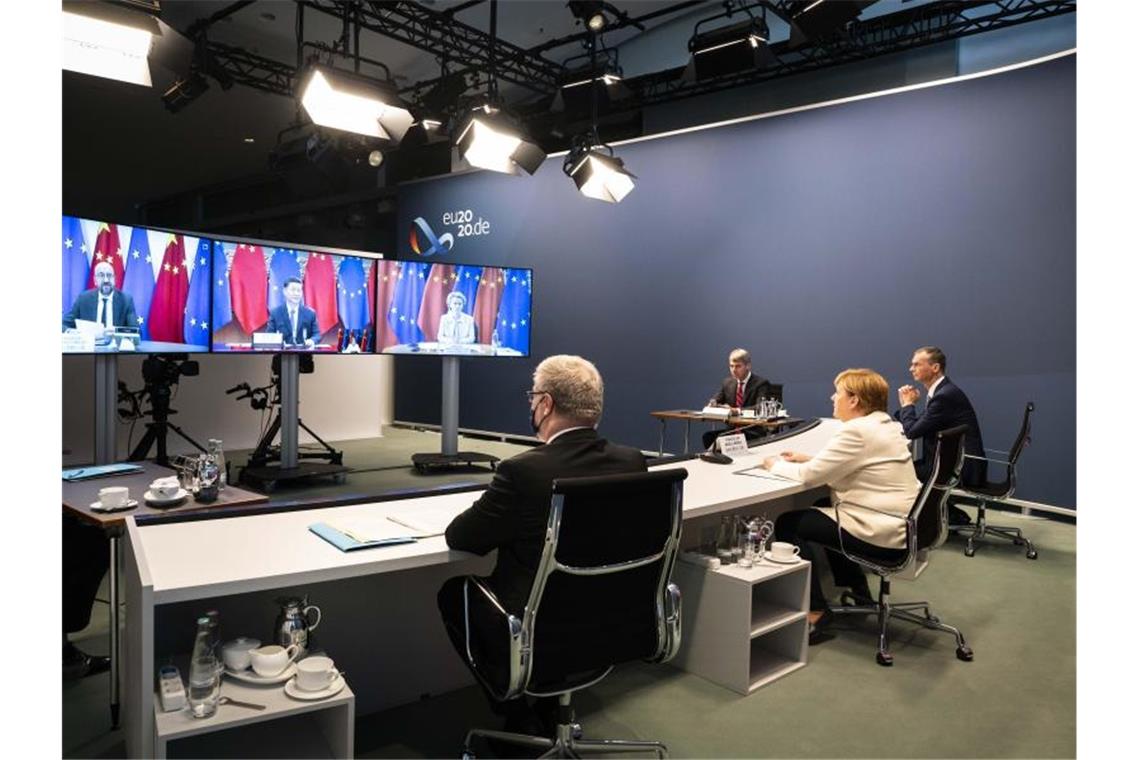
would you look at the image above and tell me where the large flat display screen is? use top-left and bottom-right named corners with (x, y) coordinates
top-left (211, 242), bottom-right (377, 353)
top-left (62, 215), bottom-right (212, 354)
top-left (374, 261), bottom-right (532, 357)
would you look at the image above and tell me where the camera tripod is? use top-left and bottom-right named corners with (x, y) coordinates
top-left (121, 355), bottom-right (207, 466)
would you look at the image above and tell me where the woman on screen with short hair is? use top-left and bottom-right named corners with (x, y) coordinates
top-left (760, 368), bottom-right (919, 644)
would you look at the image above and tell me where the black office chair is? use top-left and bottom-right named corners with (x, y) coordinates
top-left (830, 425), bottom-right (974, 666)
top-left (952, 402), bottom-right (1037, 559)
top-left (457, 468), bottom-right (688, 759)
top-left (767, 383), bottom-right (783, 403)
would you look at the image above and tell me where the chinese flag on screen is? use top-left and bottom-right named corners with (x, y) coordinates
top-left (304, 253), bottom-right (338, 334)
top-left (86, 223), bottom-right (124, 289)
top-left (147, 235), bottom-right (190, 343)
top-left (229, 244), bottom-right (269, 334)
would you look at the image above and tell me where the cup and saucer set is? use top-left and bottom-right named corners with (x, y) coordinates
top-left (144, 476), bottom-right (188, 506)
top-left (221, 639), bottom-right (345, 701)
top-left (90, 485), bottom-right (138, 513)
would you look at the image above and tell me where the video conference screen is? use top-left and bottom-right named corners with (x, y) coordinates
top-left (374, 261), bottom-right (532, 357)
top-left (211, 242), bottom-right (377, 353)
top-left (62, 215), bottom-right (212, 354)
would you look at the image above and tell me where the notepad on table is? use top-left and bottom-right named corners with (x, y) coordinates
top-left (309, 520), bottom-right (419, 552)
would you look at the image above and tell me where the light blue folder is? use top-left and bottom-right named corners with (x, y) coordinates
top-left (308, 522), bottom-right (419, 552)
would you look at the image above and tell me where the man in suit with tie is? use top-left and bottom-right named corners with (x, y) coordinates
top-left (62, 260), bottom-right (138, 335)
top-left (438, 354), bottom-right (646, 733)
top-left (266, 277), bottom-right (319, 347)
top-left (895, 346), bottom-right (986, 526)
top-left (702, 348), bottom-right (775, 449)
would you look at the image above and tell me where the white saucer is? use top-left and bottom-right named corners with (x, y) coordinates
top-left (224, 663), bottom-right (297, 685)
top-left (763, 551), bottom-right (801, 565)
top-left (285, 674), bottom-right (346, 701)
top-left (89, 498), bottom-right (139, 513)
top-left (144, 488), bottom-right (188, 506)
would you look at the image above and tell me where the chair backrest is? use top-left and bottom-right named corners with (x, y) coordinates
top-left (767, 383), bottom-right (784, 403)
top-left (914, 425), bottom-right (968, 552)
top-left (520, 468), bottom-right (687, 693)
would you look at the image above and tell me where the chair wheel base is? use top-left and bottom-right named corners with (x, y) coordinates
top-left (876, 652), bottom-right (894, 666)
top-left (957, 645), bottom-right (974, 661)
top-left (964, 547), bottom-right (976, 557)
top-left (1026, 549), bottom-right (1038, 559)
top-left (462, 750), bottom-right (476, 760)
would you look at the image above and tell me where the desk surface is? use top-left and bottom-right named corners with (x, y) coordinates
top-left (651, 409), bottom-right (802, 427)
top-left (127, 419), bottom-right (840, 604)
top-left (63, 461), bottom-right (269, 530)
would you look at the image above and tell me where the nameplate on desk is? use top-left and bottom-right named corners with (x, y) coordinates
top-left (718, 433), bottom-right (749, 456)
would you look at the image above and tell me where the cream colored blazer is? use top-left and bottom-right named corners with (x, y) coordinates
top-left (769, 411), bottom-right (920, 549)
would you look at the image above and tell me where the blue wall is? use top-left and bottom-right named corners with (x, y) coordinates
top-left (395, 55), bottom-right (1076, 508)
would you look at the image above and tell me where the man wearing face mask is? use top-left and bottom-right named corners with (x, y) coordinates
top-left (437, 355), bottom-right (646, 733)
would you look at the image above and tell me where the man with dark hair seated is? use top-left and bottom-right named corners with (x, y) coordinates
top-left (895, 346), bottom-right (986, 526)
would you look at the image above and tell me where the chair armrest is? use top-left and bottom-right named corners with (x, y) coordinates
top-left (656, 582), bottom-right (682, 664)
top-left (462, 577), bottom-right (525, 700)
top-left (963, 453), bottom-right (1010, 466)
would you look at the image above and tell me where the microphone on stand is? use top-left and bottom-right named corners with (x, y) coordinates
top-left (699, 419), bottom-right (768, 465)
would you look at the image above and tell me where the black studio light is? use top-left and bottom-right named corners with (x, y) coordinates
top-left (786, 0), bottom-right (878, 49)
top-left (563, 140), bottom-right (636, 204)
top-left (553, 47), bottom-right (631, 117)
top-left (299, 64), bottom-right (415, 144)
top-left (687, 10), bottom-right (775, 81)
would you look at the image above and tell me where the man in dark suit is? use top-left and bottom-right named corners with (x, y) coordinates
top-left (438, 354), bottom-right (646, 732)
top-left (702, 348), bottom-right (776, 449)
top-left (62, 260), bottom-right (138, 334)
top-left (265, 276), bottom-right (319, 346)
top-left (894, 346), bottom-right (986, 526)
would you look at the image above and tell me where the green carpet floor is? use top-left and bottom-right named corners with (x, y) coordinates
top-left (63, 430), bottom-right (1075, 758)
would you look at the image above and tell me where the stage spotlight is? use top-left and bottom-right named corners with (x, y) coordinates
top-left (63, 0), bottom-right (159, 86)
top-left (687, 14), bottom-right (775, 81)
top-left (553, 51), bottom-right (631, 116)
top-left (161, 72), bottom-right (210, 113)
top-left (299, 65), bottom-right (415, 144)
top-left (786, 0), bottom-right (877, 48)
top-left (456, 104), bottom-right (546, 176)
top-left (563, 142), bottom-right (635, 204)
top-left (368, 150), bottom-right (384, 167)
top-left (568, 1), bottom-right (607, 31)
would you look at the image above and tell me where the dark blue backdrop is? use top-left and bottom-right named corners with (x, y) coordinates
top-left (395, 55), bottom-right (1076, 508)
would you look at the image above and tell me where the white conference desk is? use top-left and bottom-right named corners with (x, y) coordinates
top-left (122, 419), bottom-right (839, 756)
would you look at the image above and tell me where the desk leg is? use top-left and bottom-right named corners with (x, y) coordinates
top-left (658, 419), bottom-right (666, 458)
top-left (109, 533), bottom-right (120, 729)
top-left (684, 421), bottom-right (691, 455)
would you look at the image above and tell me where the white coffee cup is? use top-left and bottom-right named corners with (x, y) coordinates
top-left (221, 637), bottom-right (261, 672)
top-left (769, 541), bottom-right (801, 561)
top-left (98, 486), bottom-right (129, 509)
top-left (295, 656), bottom-right (340, 692)
top-left (250, 644), bottom-right (299, 677)
top-left (150, 477), bottom-right (181, 499)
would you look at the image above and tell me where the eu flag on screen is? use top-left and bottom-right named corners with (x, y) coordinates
top-left (388, 261), bottom-right (430, 344)
top-left (183, 239), bottom-right (212, 346)
top-left (337, 257), bottom-right (369, 331)
top-left (453, 265), bottom-right (483, 309)
top-left (268, 249), bottom-right (301, 311)
top-left (212, 242), bottom-right (232, 330)
top-left (62, 215), bottom-right (89, 318)
top-left (495, 269), bottom-right (532, 353)
top-left (121, 227), bottom-right (154, 339)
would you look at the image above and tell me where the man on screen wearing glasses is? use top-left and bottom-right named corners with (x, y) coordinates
top-left (62, 260), bottom-right (138, 337)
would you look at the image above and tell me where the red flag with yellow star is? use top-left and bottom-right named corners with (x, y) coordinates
top-left (147, 235), bottom-right (190, 343)
top-left (303, 252), bottom-right (338, 335)
top-left (85, 223), bottom-right (124, 289)
top-left (416, 263), bottom-right (457, 340)
top-left (229, 244), bottom-right (269, 334)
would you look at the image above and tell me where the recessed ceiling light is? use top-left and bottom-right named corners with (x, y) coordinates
top-left (243, 137), bottom-right (255, 143)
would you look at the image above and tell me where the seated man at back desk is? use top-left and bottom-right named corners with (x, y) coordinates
top-left (438, 354), bottom-right (647, 733)
top-left (894, 345), bottom-right (986, 526)
top-left (702, 348), bottom-right (776, 450)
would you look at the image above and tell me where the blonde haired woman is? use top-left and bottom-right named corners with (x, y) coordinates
top-left (760, 368), bottom-right (919, 644)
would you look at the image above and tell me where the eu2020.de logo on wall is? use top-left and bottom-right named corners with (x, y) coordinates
top-left (408, 208), bottom-right (491, 256)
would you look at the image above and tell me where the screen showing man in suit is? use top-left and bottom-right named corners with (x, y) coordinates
top-left (437, 291), bottom-right (476, 344)
top-left (266, 277), bottom-right (319, 347)
top-left (61, 215), bottom-right (211, 353)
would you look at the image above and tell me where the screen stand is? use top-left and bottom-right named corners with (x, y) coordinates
top-left (238, 353), bottom-right (349, 493)
top-left (411, 357), bottom-right (500, 474)
top-left (94, 355), bottom-right (118, 464)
